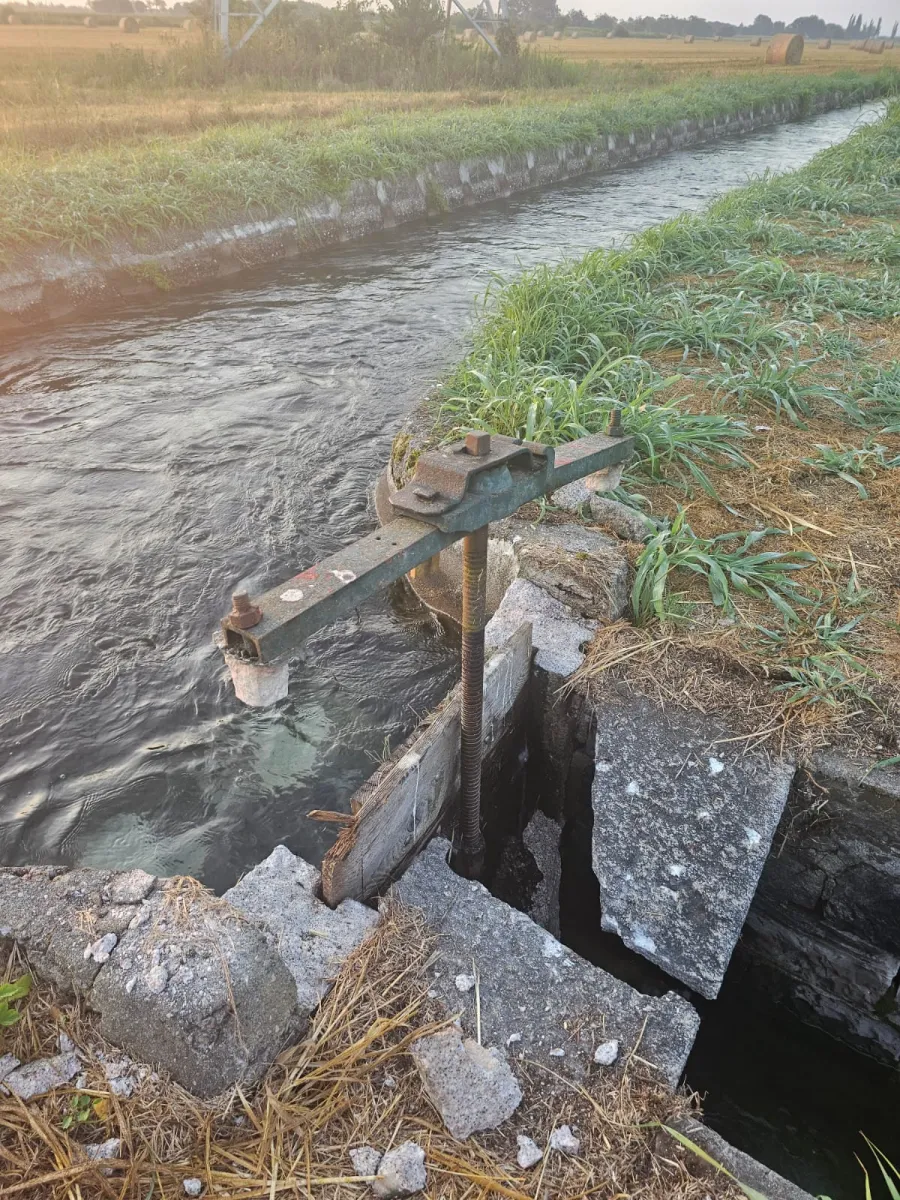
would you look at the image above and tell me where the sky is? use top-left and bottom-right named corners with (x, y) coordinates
top-left (571, 1), bottom-right (897, 21)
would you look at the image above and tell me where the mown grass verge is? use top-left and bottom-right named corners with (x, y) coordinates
top-left (434, 97), bottom-right (900, 757)
top-left (0, 67), bottom-right (895, 263)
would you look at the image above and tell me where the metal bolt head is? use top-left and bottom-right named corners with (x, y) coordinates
top-left (465, 431), bottom-right (492, 457)
top-left (412, 484), bottom-right (438, 501)
top-left (229, 591), bottom-right (263, 630)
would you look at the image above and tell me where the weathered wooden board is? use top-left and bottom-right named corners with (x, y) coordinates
top-left (321, 622), bottom-right (532, 907)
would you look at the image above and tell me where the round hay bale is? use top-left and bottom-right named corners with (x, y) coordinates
top-left (666, 32), bottom-right (674, 39)
top-left (713, 34), bottom-right (721, 41)
top-left (83, 14), bottom-right (97, 25)
top-left (864, 37), bottom-right (885, 53)
top-left (119, 15), bottom-right (140, 31)
top-left (552, 29), bottom-right (562, 39)
top-left (765, 31), bottom-right (803, 64)
top-left (6, 12), bottom-right (21, 23)
top-left (606, 29), bottom-right (614, 37)
top-left (749, 35), bottom-right (762, 45)
top-left (182, 17), bottom-right (197, 29)
top-left (850, 39), bottom-right (865, 49)
top-left (528, 29), bottom-right (537, 41)
top-left (569, 30), bottom-right (577, 37)
top-left (817, 37), bottom-right (831, 48)
top-left (683, 33), bottom-right (694, 43)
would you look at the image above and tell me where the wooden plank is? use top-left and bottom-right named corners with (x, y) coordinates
top-left (321, 622), bottom-right (532, 907)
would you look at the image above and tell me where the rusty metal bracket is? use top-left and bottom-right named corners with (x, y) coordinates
top-left (221, 429), bottom-right (633, 665)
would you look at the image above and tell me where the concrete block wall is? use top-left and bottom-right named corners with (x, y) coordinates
top-left (0, 86), bottom-right (876, 333)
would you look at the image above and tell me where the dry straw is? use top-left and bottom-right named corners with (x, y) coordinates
top-left (765, 32), bottom-right (805, 64)
top-left (0, 903), bottom-right (741, 1200)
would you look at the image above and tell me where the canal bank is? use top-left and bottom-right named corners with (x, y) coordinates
top-left (0, 73), bottom-right (892, 332)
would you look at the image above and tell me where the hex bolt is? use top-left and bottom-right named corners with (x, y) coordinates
top-left (229, 591), bottom-right (263, 630)
top-left (607, 407), bottom-right (623, 438)
top-left (465, 431), bottom-right (492, 458)
top-left (456, 523), bottom-right (488, 879)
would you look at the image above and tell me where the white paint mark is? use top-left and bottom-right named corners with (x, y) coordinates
top-left (668, 864), bottom-right (686, 878)
top-left (708, 757), bottom-right (725, 776)
top-left (330, 569), bottom-right (356, 584)
top-left (744, 827), bottom-right (761, 850)
top-left (279, 588), bottom-right (304, 603)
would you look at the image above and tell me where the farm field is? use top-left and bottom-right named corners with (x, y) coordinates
top-left (536, 32), bottom-right (894, 74)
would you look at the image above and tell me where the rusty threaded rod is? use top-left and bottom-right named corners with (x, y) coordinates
top-left (459, 522), bottom-right (489, 878)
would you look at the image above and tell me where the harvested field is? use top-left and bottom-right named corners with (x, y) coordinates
top-left (0, 904), bottom-right (736, 1200)
top-left (534, 33), bottom-right (891, 74)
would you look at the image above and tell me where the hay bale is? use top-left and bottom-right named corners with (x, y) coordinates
top-left (683, 33), bottom-right (694, 43)
top-left (713, 34), bottom-right (721, 41)
top-left (749, 35), bottom-right (762, 45)
top-left (119, 15), bottom-right (140, 31)
top-left (765, 31), bottom-right (803, 64)
top-left (83, 14), bottom-right (97, 25)
top-left (528, 29), bottom-right (537, 41)
top-left (666, 32), bottom-right (674, 39)
top-left (7, 12), bottom-right (21, 22)
top-left (817, 37), bottom-right (831, 48)
top-left (850, 39), bottom-right (865, 49)
top-left (864, 37), bottom-right (885, 53)
top-left (569, 30), bottom-right (577, 37)
top-left (552, 29), bottom-right (562, 39)
top-left (182, 17), bottom-right (197, 29)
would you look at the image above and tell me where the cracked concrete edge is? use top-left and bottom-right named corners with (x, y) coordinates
top-left (672, 1118), bottom-right (816, 1200)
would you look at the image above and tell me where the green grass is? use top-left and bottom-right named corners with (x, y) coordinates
top-left (0, 67), bottom-right (895, 260)
top-left (432, 98), bottom-right (900, 722)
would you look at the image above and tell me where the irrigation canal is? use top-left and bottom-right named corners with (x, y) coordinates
top-left (0, 101), bottom-right (883, 890)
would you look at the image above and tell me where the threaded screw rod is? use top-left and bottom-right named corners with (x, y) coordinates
top-left (459, 522), bottom-right (489, 878)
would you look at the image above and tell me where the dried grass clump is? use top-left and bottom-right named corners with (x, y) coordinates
top-left (765, 33), bottom-right (804, 64)
top-left (0, 905), bottom-right (739, 1200)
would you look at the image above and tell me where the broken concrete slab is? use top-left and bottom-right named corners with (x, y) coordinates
top-left (590, 687), bottom-right (794, 999)
top-left (589, 496), bottom-right (654, 543)
top-left (90, 884), bottom-right (299, 1098)
top-left (522, 810), bottom-right (562, 937)
top-left (0, 864), bottom-right (300, 1099)
top-left (410, 1026), bottom-right (522, 1139)
top-left (486, 579), bottom-right (594, 678)
top-left (224, 845), bottom-right (378, 1011)
top-left (392, 839), bottom-right (699, 1089)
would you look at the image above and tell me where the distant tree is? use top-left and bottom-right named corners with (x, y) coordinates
top-left (378, 0), bottom-right (443, 51)
top-left (892, 19), bottom-right (898, 37)
top-left (875, 16), bottom-right (881, 33)
top-left (507, 0), bottom-right (557, 29)
top-left (751, 12), bottom-right (775, 32)
top-left (789, 13), bottom-right (828, 35)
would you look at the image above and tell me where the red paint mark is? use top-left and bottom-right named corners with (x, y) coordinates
top-left (293, 567), bottom-right (319, 583)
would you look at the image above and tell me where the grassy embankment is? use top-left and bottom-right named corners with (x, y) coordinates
top-left (432, 101), bottom-right (900, 758)
top-left (1, 60), bottom-right (896, 264)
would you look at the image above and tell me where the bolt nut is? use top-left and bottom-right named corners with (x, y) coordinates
top-left (465, 431), bottom-right (492, 457)
top-left (229, 592), bottom-right (263, 630)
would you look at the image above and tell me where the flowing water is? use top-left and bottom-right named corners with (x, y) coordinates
top-left (0, 102), bottom-right (882, 893)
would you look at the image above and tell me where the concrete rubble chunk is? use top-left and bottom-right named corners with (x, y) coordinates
top-left (516, 1135), bottom-right (543, 1168)
top-left (591, 687), bottom-right (794, 998)
top-left (392, 839), bottom-right (699, 1090)
top-left (410, 1026), bottom-right (522, 1139)
top-left (350, 1146), bottom-right (383, 1177)
top-left (486, 578), bottom-right (595, 678)
top-left (90, 885), bottom-right (299, 1098)
top-left (84, 1138), bottom-right (122, 1161)
top-left (182, 1179), bottom-right (204, 1197)
top-left (0, 864), bottom-right (300, 1099)
top-left (522, 810), bottom-right (562, 937)
top-left (0, 1054), bottom-right (20, 1082)
top-left (110, 870), bottom-right (156, 905)
top-left (372, 1141), bottom-right (426, 1199)
top-left (593, 1038), bottom-right (619, 1066)
top-left (589, 496), bottom-right (655, 543)
top-left (223, 845), bottom-right (379, 1013)
top-left (549, 1125), bottom-right (581, 1155)
top-left (496, 517), bottom-right (630, 623)
top-left (3, 1053), bottom-right (80, 1099)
